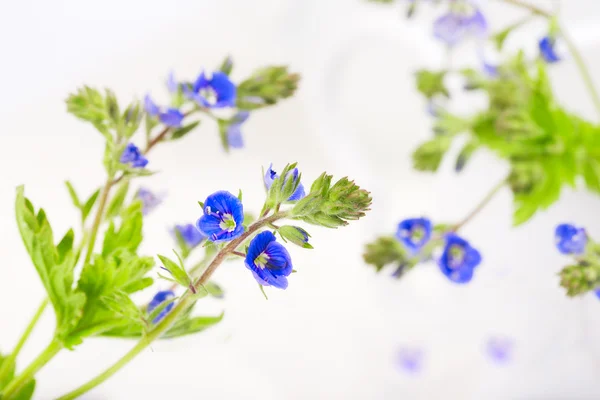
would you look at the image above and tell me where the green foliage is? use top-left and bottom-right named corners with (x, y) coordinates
top-left (412, 136), bottom-right (452, 172)
top-left (0, 353), bottom-right (15, 390)
top-left (264, 163), bottom-right (303, 209)
top-left (102, 201), bottom-right (144, 256)
top-left (157, 253), bottom-right (192, 290)
top-left (66, 87), bottom-right (112, 137)
top-left (171, 121), bottom-right (201, 141)
top-left (415, 69), bottom-right (449, 99)
top-left (217, 56), bottom-right (233, 76)
top-left (559, 262), bottom-right (600, 297)
top-left (15, 187), bottom-right (86, 343)
top-left (277, 225), bottom-right (313, 249)
top-left (290, 172), bottom-right (372, 228)
top-left (9, 379), bottom-right (36, 400)
top-left (237, 66), bottom-right (300, 110)
top-left (64, 182), bottom-right (101, 224)
top-left (104, 181), bottom-right (130, 220)
top-left (363, 236), bottom-right (407, 273)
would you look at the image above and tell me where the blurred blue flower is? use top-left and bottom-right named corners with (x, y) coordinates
top-left (197, 191), bottom-right (245, 243)
top-left (595, 288), bottom-right (600, 300)
top-left (555, 223), bottom-right (587, 255)
top-left (148, 290), bottom-right (175, 324)
top-left (486, 336), bottom-right (514, 364)
top-left (539, 36), bottom-right (560, 63)
top-left (227, 111), bottom-right (250, 149)
top-left (175, 223), bottom-right (206, 248)
top-left (397, 347), bottom-right (423, 374)
top-left (433, 6), bottom-right (487, 46)
top-left (184, 71), bottom-right (236, 108)
top-left (136, 187), bottom-right (164, 215)
top-left (144, 95), bottom-right (184, 128)
top-left (245, 231), bottom-right (293, 289)
top-left (166, 71), bottom-right (178, 93)
top-left (120, 143), bottom-right (148, 168)
top-left (438, 233), bottom-right (481, 283)
top-left (396, 218), bottom-right (433, 253)
top-left (264, 164), bottom-right (306, 201)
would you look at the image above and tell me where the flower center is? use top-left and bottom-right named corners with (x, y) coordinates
top-left (219, 213), bottom-right (237, 232)
top-left (200, 87), bottom-right (218, 105)
top-left (410, 225), bottom-right (426, 244)
top-left (448, 244), bottom-right (465, 269)
top-left (254, 252), bottom-right (270, 269)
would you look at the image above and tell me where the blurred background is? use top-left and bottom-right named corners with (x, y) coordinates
top-left (2, 0), bottom-right (600, 398)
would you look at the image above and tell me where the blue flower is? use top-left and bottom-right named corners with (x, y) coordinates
top-left (175, 223), bottom-right (206, 248)
top-left (227, 111), bottom-right (250, 149)
top-left (148, 290), bottom-right (175, 324)
top-left (136, 187), bottom-right (164, 215)
top-left (184, 71), bottom-right (236, 108)
top-left (196, 191), bottom-right (245, 243)
top-left (555, 223), bottom-right (587, 255)
top-left (539, 36), bottom-right (560, 63)
top-left (595, 288), bottom-right (600, 300)
top-left (144, 94), bottom-right (184, 128)
top-left (438, 233), bottom-right (481, 283)
top-left (486, 336), bottom-right (514, 364)
top-left (397, 347), bottom-right (423, 374)
top-left (120, 143), bottom-right (148, 168)
top-left (433, 6), bottom-right (487, 46)
top-left (396, 218), bottom-right (433, 253)
top-left (245, 231), bottom-right (293, 289)
top-left (166, 71), bottom-right (178, 93)
top-left (264, 164), bottom-right (306, 201)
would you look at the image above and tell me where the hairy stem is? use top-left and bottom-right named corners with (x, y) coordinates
top-left (451, 180), bottom-right (506, 232)
top-left (57, 212), bottom-right (288, 400)
top-left (0, 299), bottom-right (48, 385)
top-left (1, 339), bottom-right (62, 399)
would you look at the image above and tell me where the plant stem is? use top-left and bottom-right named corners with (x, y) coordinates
top-left (499, 0), bottom-right (600, 118)
top-left (83, 176), bottom-right (114, 265)
top-left (451, 180), bottom-right (506, 232)
top-left (57, 212), bottom-right (288, 400)
top-left (1, 339), bottom-right (62, 399)
top-left (0, 299), bottom-right (48, 385)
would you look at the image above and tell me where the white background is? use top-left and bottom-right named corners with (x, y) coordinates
top-left (2, 0), bottom-right (600, 399)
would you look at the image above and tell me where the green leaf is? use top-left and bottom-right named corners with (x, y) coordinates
top-left (237, 66), bottom-right (300, 110)
top-left (415, 69), bottom-right (449, 99)
top-left (66, 86), bottom-right (111, 137)
top-left (412, 136), bottom-right (452, 172)
top-left (64, 181), bottom-right (81, 209)
top-left (455, 140), bottom-right (479, 172)
top-left (277, 225), bottom-right (312, 249)
top-left (0, 353), bottom-right (16, 390)
top-left (10, 379), bottom-right (36, 400)
top-left (363, 236), bottom-right (407, 272)
top-left (171, 121), bottom-right (200, 141)
top-left (217, 56), bottom-right (233, 75)
top-left (102, 201), bottom-right (144, 256)
top-left (105, 181), bottom-right (130, 220)
top-left (203, 281), bottom-right (224, 298)
top-left (161, 313), bottom-right (224, 339)
top-left (81, 188), bottom-right (101, 222)
top-left (157, 253), bottom-right (191, 289)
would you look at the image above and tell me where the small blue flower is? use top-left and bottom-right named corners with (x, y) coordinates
top-left (148, 290), bottom-right (175, 324)
top-left (227, 111), bottom-right (250, 149)
top-left (486, 336), bottom-right (514, 364)
top-left (396, 218), bottom-right (433, 253)
top-left (594, 288), bottom-right (600, 300)
top-left (144, 94), bottom-right (184, 128)
top-left (120, 143), bottom-right (148, 168)
top-left (245, 231), bottom-right (293, 289)
top-left (539, 36), bottom-right (560, 63)
top-left (136, 187), bottom-right (164, 215)
top-left (175, 223), bottom-right (206, 248)
top-left (166, 71), bottom-right (178, 93)
top-left (397, 347), bottom-right (423, 374)
top-left (433, 6), bottom-right (487, 46)
top-left (264, 164), bottom-right (306, 201)
top-left (196, 191), bottom-right (245, 243)
top-left (555, 223), bottom-right (587, 255)
top-left (438, 233), bottom-right (481, 283)
top-left (184, 71), bottom-right (236, 108)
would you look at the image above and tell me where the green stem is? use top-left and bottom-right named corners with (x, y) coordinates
top-left (0, 299), bottom-right (48, 385)
top-left (1, 339), bottom-right (62, 399)
top-left (451, 179), bottom-right (506, 232)
top-left (83, 176), bottom-right (114, 265)
top-left (57, 212), bottom-right (288, 400)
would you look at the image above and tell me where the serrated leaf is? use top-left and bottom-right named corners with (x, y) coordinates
top-left (102, 201), bottom-right (143, 256)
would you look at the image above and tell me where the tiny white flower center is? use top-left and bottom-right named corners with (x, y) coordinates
top-left (219, 213), bottom-right (236, 232)
top-left (254, 252), bottom-right (270, 269)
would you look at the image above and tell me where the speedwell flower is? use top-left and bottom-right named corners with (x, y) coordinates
top-left (136, 187), bottom-right (164, 215)
top-left (433, 5), bottom-right (487, 46)
top-left (196, 191), bottom-right (244, 243)
top-left (144, 95), bottom-right (184, 127)
top-left (539, 36), bottom-right (560, 63)
top-left (264, 164), bottom-right (305, 201)
top-left (245, 231), bottom-right (293, 289)
top-left (175, 223), bottom-right (206, 248)
top-left (555, 223), bottom-right (587, 255)
top-left (227, 111), bottom-right (250, 149)
top-left (148, 290), bottom-right (175, 324)
top-left (438, 233), bottom-right (481, 283)
top-left (184, 71), bottom-right (236, 108)
top-left (120, 143), bottom-right (148, 168)
top-left (395, 218), bottom-right (432, 253)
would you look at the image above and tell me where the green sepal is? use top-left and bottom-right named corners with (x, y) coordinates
top-left (218, 55), bottom-right (233, 75)
top-left (264, 163), bottom-right (302, 209)
top-left (277, 225), bottom-right (312, 249)
top-left (237, 66), bottom-right (299, 110)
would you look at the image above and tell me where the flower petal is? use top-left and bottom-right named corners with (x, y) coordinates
top-left (159, 108), bottom-right (184, 127)
top-left (264, 241), bottom-right (293, 275)
top-left (210, 71), bottom-right (237, 107)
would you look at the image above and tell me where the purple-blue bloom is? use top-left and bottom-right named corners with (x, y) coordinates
top-left (433, 6), bottom-right (487, 46)
top-left (438, 233), bottom-right (481, 283)
top-left (166, 71), bottom-right (178, 93)
top-left (486, 336), bottom-right (514, 364)
top-left (136, 187), bottom-right (164, 215)
top-left (397, 347), bottom-right (423, 374)
top-left (539, 36), bottom-right (560, 63)
top-left (148, 290), bottom-right (175, 324)
top-left (396, 218), bottom-right (432, 253)
top-left (175, 223), bottom-right (206, 248)
top-left (120, 143), bottom-right (148, 168)
top-left (595, 288), bottom-right (600, 300)
top-left (264, 164), bottom-right (306, 201)
top-left (196, 191), bottom-right (245, 243)
top-left (245, 231), bottom-right (293, 290)
top-left (144, 94), bottom-right (184, 127)
top-left (227, 111), bottom-right (250, 149)
top-left (555, 223), bottom-right (587, 255)
top-left (184, 71), bottom-right (236, 108)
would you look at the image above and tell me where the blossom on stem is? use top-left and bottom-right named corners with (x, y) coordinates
top-left (144, 95), bottom-right (184, 128)
top-left (264, 164), bottom-right (305, 201)
top-left (395, 217), bottom-right (432, 253)
top-left (184, 71), bottom-right (236, 108)
top-left (175, 223), bottom-right (206, 248)
top-left (227, 111), bottom-right (250, 149)
top-left (136, 187), bottom-right (164, 215)
top-left (539, 36), bottom-right (560, 63)
top-left (148, 290), bottom-right (175, 324)
top-left (555, 223), bottom-right (587, 255)
top-left (196, 191), bottom-right (245, 243)
top-left (245, 231), bottom-right (293, 289)
top-left (120, 143), bottom-right (148, 168)
top-left (438, 233), bottom-right (481, 283)
top-left (433, 6), bottom-right (487, 46)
